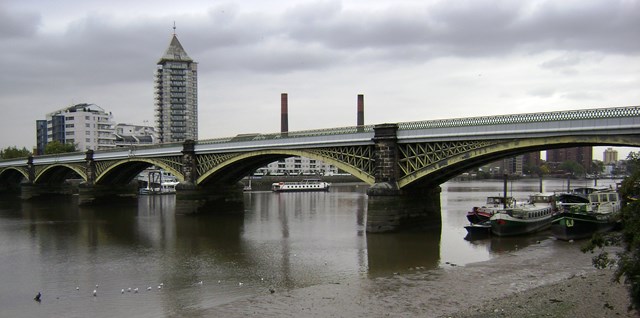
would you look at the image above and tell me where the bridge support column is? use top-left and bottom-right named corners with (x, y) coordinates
top-left (366, 124), bottom-right (442, 232)
top-left (367, 185), bottom-right (441, 232)
top-left (175, 140), bottom-right (244, 214)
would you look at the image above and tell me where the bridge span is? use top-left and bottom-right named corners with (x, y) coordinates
top-left (1, 105), bottom-right (639, 232)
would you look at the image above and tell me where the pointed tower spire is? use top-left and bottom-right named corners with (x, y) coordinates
top-left (158, 29), bottom-right (192, 63)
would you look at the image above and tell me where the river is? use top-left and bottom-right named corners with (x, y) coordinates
top-left (0, 178), bottom-right (620, 317)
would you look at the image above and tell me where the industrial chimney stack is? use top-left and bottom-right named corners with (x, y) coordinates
top-left (357, 94), bottom-right (364, 127)
top-left (281, 93), bottom-right (288, 134)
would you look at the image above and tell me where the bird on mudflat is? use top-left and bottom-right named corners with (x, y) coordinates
top-left (34, 292), bottom-right (42, 302)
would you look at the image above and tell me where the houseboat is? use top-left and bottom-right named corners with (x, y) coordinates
top-left (551, 189), bottom-right (621, 241)
top-left (490, 193), bottom-right (558, 236)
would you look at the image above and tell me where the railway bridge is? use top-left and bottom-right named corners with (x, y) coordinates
top-left (1, 106), bottom-right (639, 232)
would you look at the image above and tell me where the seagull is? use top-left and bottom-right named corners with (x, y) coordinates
top-left (157, 285), bottom-right (162, 289)
top-left (34, 292), bottom-right (42, 302)
top-left (134, 288), bottom-right (139, 293)
top-left (93, 290), bottom-right (97, 297)
top-left (197, 281), bottom-right (203, 286)
top-left (269, 288), bottom-right (275, 294)
top-left (127, 288), bottom-right (131, 292)
top-left (95, 284), bottom-right (99, 288)
top-left (76, 287), bottom-right (80, 291)
top-left (121, 289), bottom-right (125, 294)
top-left (238, 282), bottom-right (243, 286)
top-left (147, 286), bottom-right (152, 291)
top-left (159, 283), bottom-right (164, 287)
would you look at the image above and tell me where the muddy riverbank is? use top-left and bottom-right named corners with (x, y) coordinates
top-left (204, 238), bottom-right (635, 317)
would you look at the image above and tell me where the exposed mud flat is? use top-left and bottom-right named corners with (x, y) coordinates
top-left (204, 239), bottom-right (635, 317)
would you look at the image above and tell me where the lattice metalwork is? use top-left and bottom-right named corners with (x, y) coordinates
top-left (94, 160), bottom-right (121, 177)
top-left (309, 145), bottom-right (375, 176)
top-left (0, 167), bottom-right (29, 179)
top-left (150, 156), bottom-right (184, 175)
top-left (94, 156), bottom-right (184, 180)
top-left (196, 153), bottom-right (241, 177)
top-left (398, 141), bottom-right (498, 177)
top-left (34, 163), bottom-right (88, 181)
top-left (399, 106), bottom-right (640, 130)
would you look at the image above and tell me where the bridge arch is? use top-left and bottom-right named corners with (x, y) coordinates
top-left (0, 167), bottom-right (29, 188)
top-left (196, 149), bottom-right (375, 186)
top-left (399, 135), bottom-right (640, 189)
top-left (34, 164), bottom-right (87, 184)
top-left (95, 158), bottom-right (185, 185)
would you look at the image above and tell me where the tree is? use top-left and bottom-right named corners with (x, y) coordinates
top-left (592, 160), bottom-right (605, 177)
top-left (559, 160), bottom-right (585, 177)
top-left (583, 151), bottom-right (640, 310)
top-left (0, 146), bottom-right (31, 159)
top-left (44, 141), bottom-right (77, 154)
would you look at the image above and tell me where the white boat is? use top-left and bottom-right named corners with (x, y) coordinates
top-left (271, 179), bottom-right (330, 192)
top-left (139, 169), bottom-right (179, 195)
top-left (490, 193), bottom-right (558, 236)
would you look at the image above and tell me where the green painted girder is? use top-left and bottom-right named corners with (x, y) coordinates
top-left (397, 135), bottom-right (640, 188)
top-left (0, 166), bottom-right (29, 180)
top-left (34, 163), bottom-right (88, 183)
top-left (196, 147), bottom-right (376, 185)
top-left (95, 157), bottom-right (185, 184)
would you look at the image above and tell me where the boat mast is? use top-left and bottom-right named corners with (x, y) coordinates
top-left (503, 174), bottom-right (508, 209)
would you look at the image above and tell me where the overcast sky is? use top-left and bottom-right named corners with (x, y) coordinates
top-left (1, 0), bottom-right (639, 159)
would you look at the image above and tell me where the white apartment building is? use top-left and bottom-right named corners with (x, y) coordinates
top-left (37, 103), bottom-right (115, 153)
top-left (255, 157), bottom-right (339, 176)
top-left (114, 123), bottom-right (157, 147)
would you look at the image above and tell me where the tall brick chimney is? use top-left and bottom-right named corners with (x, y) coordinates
top-left (281, 93), bottom-right (288, 133)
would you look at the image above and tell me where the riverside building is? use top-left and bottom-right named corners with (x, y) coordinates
top-left (36, 103), bottom-right (115, 154)
top-left (154, 31), bottom-right (198, 143)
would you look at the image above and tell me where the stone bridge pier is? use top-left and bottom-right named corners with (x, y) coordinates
top-left (173, 140), bottom-right (244, 214)
top-left (366, 124), bottom-right (442, 233)
top-left (77, 150), bottom-right (138, 204)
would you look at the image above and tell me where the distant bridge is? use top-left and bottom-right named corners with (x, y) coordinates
top-left (1, 105), bottom-right (639, 232)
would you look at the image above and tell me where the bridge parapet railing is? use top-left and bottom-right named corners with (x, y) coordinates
top-left (398, 105), bottom-right (640, 130)
top-left (197, 125), bottom-right (375, 145)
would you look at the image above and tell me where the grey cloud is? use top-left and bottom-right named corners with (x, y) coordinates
top-left (540, 54), bottom-right (582, 69)
top-left (279, 0), bottom-right (640, 58)
top-left (0, 6), bottom-right (41, 39)
top-left (1, 0), bottom-right (638, 106)
top-left (528, 87), bottom-right (556, 98)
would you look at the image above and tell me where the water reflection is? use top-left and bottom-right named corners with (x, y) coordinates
top-left (0, 179), bottom-right (620, 317)
top-left (366, 230), bottom-right (441, 277)
top-left (464, 231), bottom-right (553, 254)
